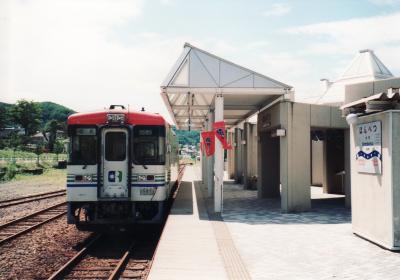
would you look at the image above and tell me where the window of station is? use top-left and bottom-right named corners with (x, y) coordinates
top-left (133, 125), bottom-right (165, 165)
top-left (69, 127), bottom-right (97, 165)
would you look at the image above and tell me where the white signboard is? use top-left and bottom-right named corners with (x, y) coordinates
top-left (356, 121), bottom-right (382, 174)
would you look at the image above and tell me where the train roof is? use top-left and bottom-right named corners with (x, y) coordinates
top-left (68, 107), bottom-right (167, 126)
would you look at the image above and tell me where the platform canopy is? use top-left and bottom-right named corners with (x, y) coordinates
top-left (161, 43), bottom-right (293, 130)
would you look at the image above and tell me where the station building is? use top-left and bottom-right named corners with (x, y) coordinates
top-left (161, 44), bottom-right (400, 248)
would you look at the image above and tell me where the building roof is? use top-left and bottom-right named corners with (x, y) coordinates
top-left (341, 87), bottom-right (400, 115)
top-left (161, 43), bottom-right (293, 130)
top-left (317, 49), bottom-right (393, 106)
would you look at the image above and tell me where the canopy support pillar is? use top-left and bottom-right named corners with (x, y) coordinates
top-left (207, 109), bottom-right (214, 198)
top-left (214, 93), bottom-right (224, 213)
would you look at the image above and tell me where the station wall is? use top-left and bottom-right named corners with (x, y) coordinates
top-left (257, 101), bottom-right (349, 212)
top-left (351, 110), bottom-right (400, 250)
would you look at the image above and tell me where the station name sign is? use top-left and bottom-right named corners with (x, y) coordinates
top-left (356, 121), bottom-right (382, 174)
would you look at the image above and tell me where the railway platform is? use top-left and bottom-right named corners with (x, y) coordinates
top-left (148, 165), bottom-right (250, 280)
top-left (148, 165), bottom-right (400, 280)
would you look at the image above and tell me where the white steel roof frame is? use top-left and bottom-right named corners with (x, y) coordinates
top-left (161, 43), bottom-right (293, 129)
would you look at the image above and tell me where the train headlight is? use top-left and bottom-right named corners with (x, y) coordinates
top-left (83, 175), bottom-right (92, 182)
top-left (138, 175), bottom-right (147, 181)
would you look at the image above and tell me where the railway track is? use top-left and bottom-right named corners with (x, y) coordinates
top-left (0, 190), bottom-right (66, 208)
top-left (0, 202), bottom-right (67, 246)
top-left (47, 167), bottom-right (186, 280)
top-left (48, 234), bottom-right (151, 280)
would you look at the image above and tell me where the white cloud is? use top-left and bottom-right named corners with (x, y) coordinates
top-left (282, 12), bottom-right (400, 102)
top-left (285, 12), bottom-right (400, 74)
top-left (263, 3), bottom-right (291, 17)
top-left (369, 0), bottom-right (400, 5)
top-left (1, 0), bottom-right (188, 122)
top-left (3, 0), bottom-right (280, 123)
top-left (286, 12), bottom-right (400, 54)
top-left (160, 0), bottom-right (174, 6)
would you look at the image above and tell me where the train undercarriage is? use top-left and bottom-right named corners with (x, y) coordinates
top-left (67, 201), bottom-right (166, 231)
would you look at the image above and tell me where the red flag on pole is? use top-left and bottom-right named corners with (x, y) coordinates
top-left (201, 131), bottom-right (215, 156)
top-left (213, 121), bottom-right (232, 150)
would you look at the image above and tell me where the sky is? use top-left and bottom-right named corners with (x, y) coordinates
top-left (1, 0), bottom-right (400, 122)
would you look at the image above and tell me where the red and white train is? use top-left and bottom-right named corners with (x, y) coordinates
top-left (66, 105), bottom-right (179, 230)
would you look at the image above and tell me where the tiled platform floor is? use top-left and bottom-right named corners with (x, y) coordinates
top-left (222, 182), bottom-right (400, 280)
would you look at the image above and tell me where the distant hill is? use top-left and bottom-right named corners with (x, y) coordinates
top-left (39, 101), bottom-right (75, 125)
top-left (0, 102), bottom-right (12, 111)
top-left (0, 101), bottom-right (75, 127)
top-left (175, 129), bottom-right (200, 146)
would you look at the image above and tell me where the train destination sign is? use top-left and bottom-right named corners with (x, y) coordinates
top-left (356, 121), bottom-right (382, 174)
top-left (106, 113), bottom-right (125, 125)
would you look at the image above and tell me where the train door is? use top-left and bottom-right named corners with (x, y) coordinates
top-left (100, 128), bottom-right (129, 199)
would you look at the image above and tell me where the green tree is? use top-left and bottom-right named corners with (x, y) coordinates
top-left (0, 106), bottom-right (9, 130)
top-left (34, 142), bottom-right (45, 166)
top-left (53, 139), bottom-right (64, 161)
top-left (43, 119), bottom-right (61, 152)
top-left (10, 100), bottom-right (42, 136)
top-left (8, 133), bottom-right (22, 162)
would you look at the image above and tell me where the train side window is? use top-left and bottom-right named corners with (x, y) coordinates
top-left (69, 127), bottom-right (97, 165)
top-left (105, 132), bottom-right (126, 161)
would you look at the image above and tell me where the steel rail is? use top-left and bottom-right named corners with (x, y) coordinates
top-left (108, 240), bottom-right (136, 280)
top-left (0, 202), bottom-right (67, 246)
top-left (47, 234), bottom-right (102, 280)
top-left (47, 235), bottom-right (135, 280)
top-left (0, 190), bottom-right (66, 208)
top-left (0, 201), bottom-right (66, 230)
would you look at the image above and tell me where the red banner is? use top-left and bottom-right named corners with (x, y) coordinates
top-left (201, 131), bottom-right (215, 156)
top-left (213, 121), bottom-right (232, 150)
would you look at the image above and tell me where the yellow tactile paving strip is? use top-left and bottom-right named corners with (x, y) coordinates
top-left (195, 181), bottom-right (251, 280)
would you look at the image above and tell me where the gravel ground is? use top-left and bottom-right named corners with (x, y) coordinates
top-left (0, 217), bottom-right (92, 280)
top-left (0, 196), bottom-right (66, 224)
top-left (0, 169), bottom-right (66, 224)
top-left (0, 169), bottom-right (66, 201)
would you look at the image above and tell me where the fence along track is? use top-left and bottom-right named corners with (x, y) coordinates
top-left (0, 202), bottom-right (67, 246)
top-left (0, 190), bottom-right (66, 208)
top-left (48, 235), bottom-right (141, 280)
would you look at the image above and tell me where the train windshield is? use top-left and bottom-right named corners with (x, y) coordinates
top-left (133, 125), bottom-right (165, 165)
top-left (68, 127), bottom-right (97, 165)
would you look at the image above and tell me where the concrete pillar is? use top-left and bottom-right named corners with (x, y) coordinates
top-left (201, 120), bottom-right (207, 185)
top-left (234, 128), bottom-right (243, 183)
top-left (243, 124), bottom-right (249, 188)
top-left (214, 94), bottom-right (224, 213)
top-left (344, 129), bottom-right (351, 207)
top-left (311, 140), bottom-right (324, 187)
top-left (280, 102), bottom-right (311, 212)
top-left (201, 146), bottom-right (206, 184)
top-left (207, 110), bottom-right (214, 198)
top-left (243, 122), bottom-right (257, 189)
top-left (227, 131), bottom-right (235, 179)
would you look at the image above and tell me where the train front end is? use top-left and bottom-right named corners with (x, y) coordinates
top-left (66, 106), bottom-right (178, 231)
